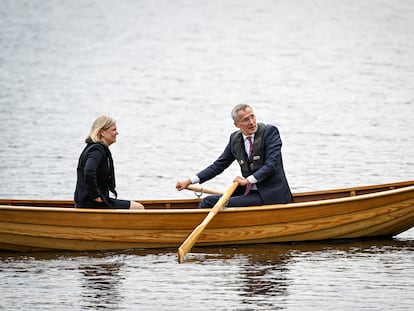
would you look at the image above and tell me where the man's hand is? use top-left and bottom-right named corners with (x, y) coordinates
top-left (234, 176), bottom-right (249, 186)
top-left (176, 179), bottom-right (192, 191)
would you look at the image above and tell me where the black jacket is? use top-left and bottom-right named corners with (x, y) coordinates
top-left (74, 139), bottom-right (117, 207)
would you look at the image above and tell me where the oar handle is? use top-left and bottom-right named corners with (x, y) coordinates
top-left (177, 182), bottom-right (239, 263)
top-left (186, 185), bottom-right (223, 195)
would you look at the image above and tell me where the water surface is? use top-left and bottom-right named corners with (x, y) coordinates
top-left (0, 0), bottom-right (413, 310)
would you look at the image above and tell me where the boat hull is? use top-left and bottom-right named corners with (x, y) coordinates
top-left (1, 181), bottom-right (414, 252)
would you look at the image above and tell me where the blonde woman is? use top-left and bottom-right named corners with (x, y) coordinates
top-left (74, 116), bottom-right (144, 209)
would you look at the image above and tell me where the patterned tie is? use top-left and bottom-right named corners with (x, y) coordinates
top-left (244, 136), bottom-right (253, 195)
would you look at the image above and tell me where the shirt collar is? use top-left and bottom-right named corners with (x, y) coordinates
top-left (243, 134), bottom-right (255, 140)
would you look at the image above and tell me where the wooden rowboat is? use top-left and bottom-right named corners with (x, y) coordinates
top-left (1, 180), bottom-right (413, 252)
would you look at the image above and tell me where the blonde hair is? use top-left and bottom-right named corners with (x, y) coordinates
top-left (86, 115), bottom-right (116, 143)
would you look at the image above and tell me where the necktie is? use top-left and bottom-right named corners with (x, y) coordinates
top-left (244, 137), bottom-right (253, 195)
top-left (246, 136), bottom-right (253, 160)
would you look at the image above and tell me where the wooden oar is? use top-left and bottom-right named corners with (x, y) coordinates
top-left (186, 184), bottom-right (223, 195)
top-left (177, 181), bottom-right (239, 263)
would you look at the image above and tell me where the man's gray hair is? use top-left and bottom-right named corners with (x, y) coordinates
top-left (231, 104), bottom-right (252, 121)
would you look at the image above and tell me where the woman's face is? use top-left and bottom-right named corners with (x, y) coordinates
top-left (101, 123), bottom-right (118, 146)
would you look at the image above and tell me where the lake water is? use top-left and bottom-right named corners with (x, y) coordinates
top-left (0, 0), bottom-right (413, 310)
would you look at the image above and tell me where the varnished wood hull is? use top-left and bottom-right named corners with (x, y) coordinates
top-left (1, 180), bottom-right (414, 252)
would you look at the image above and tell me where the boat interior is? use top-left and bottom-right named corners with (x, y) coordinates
top-left (1, 180), bottom-right (413, 210)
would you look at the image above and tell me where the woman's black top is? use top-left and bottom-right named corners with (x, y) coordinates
top-left (74, 139), bottom-right (117, 207)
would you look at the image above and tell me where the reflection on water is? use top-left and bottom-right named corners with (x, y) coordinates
top-left (79, 262), bottom-right (124, 310)
top-left (236, 251), bottom-right (290, 310)
top-left (191, 239), bottom-right (414, 310)
top-left (0, 238), bottom-right (413, 310)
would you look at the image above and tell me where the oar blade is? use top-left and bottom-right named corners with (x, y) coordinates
top-left (177, 182), bottom-right (239, 263)
top-left (177, 216), bottom-right (211, 263)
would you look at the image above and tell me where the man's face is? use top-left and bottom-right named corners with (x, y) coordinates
top-left (234, 107), bottom-right (257, 136)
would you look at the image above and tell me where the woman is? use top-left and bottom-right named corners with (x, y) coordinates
top-left (74, 116), bottom-right (144, 209)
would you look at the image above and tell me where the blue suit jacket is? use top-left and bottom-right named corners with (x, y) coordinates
top-left (196, 124), bottom-right (292, 204)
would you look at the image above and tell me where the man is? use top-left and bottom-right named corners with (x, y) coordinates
top-left (176, 104), bottom-right (293, 207)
